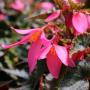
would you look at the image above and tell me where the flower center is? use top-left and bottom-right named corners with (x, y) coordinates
top-left (30, 31), bottom-right (41, 42)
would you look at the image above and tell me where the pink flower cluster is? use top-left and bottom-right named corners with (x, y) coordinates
top-left (10, 0), bottom-right (54, 12)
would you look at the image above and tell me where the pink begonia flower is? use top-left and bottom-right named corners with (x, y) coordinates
top-left (10, 0), bottom-right (25, 11)
top-left (72, 12), bottom-right (88, 34)
top-left (1, 26), bottom-right (50, 75)
top-left (38, 37), bottom-right (75, 79)
top-left (0, 14), bottom-right (6, 21)
top-left (28, 32), bottom-right (75, 79)
top-left (0, 24), bottom-right (59, 75)
top-left (1, 24), bottom-right (75, 79)
top-left (45, 10), bottom-right (61, 22)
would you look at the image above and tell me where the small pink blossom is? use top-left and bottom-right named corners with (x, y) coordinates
top-left (40, 2), bottom-right (54, 11)
top-left (0, 14), bottom-right (6, 21)
top-left (35, 2), bottom-right (54, 12)
top-left (45, 10), bottom-right (61, 22)
top-left (10, 0), bottom-right (25, 12)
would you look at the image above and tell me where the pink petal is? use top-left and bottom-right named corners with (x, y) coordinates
top-left (41, 2), bottom-right (54, 11)
top-left (1, 41), bottom-right (22, 49)
top-left (11, 27), bottom-right (41, 34)
top-left (28, 39), bottom-right (44, 73)
top-left (47, 47), bottom-right (62, 79)
top-left (55, 45), bottom-right (75, 67)
top-left (40, 32), bottom-right (52, 43)
top-left (11, 0), bottom-right (24, 11)
top-left (39, 45), bottom-right (52, 59)
top-left (1, 33), bottom-right (33, 49)
top-left (45, 10), bottom-right (60, 22)
top-left (38, 35), bottom-right (52, 59)
top-left (72, 12), bottom-right (88, 33)
top-left (0, 14), bottom-right (6, 21)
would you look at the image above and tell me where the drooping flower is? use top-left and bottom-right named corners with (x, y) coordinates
top-left (0, 24), bottom-right (56, 70)
top-left (1, 24), bottom-right (75, 79)
top-left (38, 34), bottom-right (75, 79)
top-left (0, 26), bottom-right (50, 76)
top-left (28, 33), bottom-right (75, 79)
top-left (1, 23), bottom-right (61, 49)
